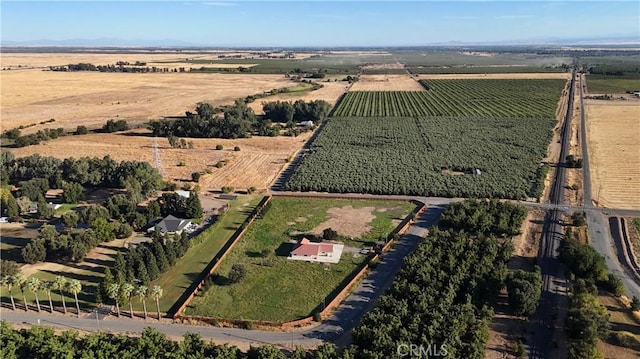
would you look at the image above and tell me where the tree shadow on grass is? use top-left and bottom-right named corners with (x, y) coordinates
top-left (275, 242), bottom-right (295, 257)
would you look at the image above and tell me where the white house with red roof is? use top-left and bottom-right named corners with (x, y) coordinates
top-left (288, 237), bottom-right (344, 264)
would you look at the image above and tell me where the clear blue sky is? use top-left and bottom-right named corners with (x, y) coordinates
top-left (2, 1), bottom-right (639, 46)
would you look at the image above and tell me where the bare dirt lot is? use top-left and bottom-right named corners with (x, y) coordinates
top-left (349, 74), bottom-right (425, 91)
top-left (1, 68), bottom-right (293, 133)
top-left (309, 206), bottom-right (377, 238)
top-left (417, 73), bottom-right (571, 80)
top-left (585, 100), bottom-right (640, 210)
top-left (11, 129), bottom-right (312, 192)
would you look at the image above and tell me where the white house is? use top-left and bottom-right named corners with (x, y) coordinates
top-left (288, 238), bottom-right (344, 264)
top-left (147, 215), bottom-right (192, 236)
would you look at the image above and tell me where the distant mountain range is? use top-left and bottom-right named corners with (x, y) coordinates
top-left (1, 34), bottom-right (638, 48)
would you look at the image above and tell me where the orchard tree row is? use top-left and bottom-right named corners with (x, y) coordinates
top-left (283, 116), bottom-right (554, 199)
top-left (350, 200), bottom-right (521, 359)
top-left (333, 79), bottom-right (565, 118)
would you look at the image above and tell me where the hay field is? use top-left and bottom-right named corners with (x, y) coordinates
top-left (1, 67), bottom-right (293, 133)
top-left (247, 80), bottom-right (348, 114)
top-left (349, 74), bottom-right (425, 91)
top-left (586, 100), bottom-right (640, 210)
top-left (417, 73), bottom-right (571, 80)
top-left (11, 129), bottom-right (312, 192)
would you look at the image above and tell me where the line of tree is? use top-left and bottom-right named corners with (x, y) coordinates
top-left (4, 119), bottom-right (131, 148)
top-left (0, 274), bottom-right (82, 318)
top-left (262, 99), bottom-right (330, 124)
top-left (148, 99), bottom-right (329, 139)
top-left (49, 63), bottom-right (176, 73)
top-left (349, 199), bottom-right (518, 358)
top-left (0, 322), bottom-right (346, 359)
top-left (98, 232), bottom-right (189, 306)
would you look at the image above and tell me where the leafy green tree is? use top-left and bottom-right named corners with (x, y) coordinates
top-left (0, 260), bottom-right (20, 279)
top-left (18, 178), bottom-right (49, 202)
top-left (91, 217), bottom-right (116, 242)
top-left (143, 247), bottom-right (160, 280)
top-left (152, 240), bottom-right (170, 273)
top-left (78, 205), bottom-right (108, 225)
top-left (52, 276), bottom-right (68, 314)
top-left (62, 211), bottom-right (79, 228)
top-left (1, 192), bottom-right (20, 220)
top-left (228, 264), bottom-right (247, 284)
top-left (248, 344), bottom-right (288, 359)
top-left (61, 181), bottom-right (84, 203)
top-left (37, 200), bottom-right (54, 219)
top-left (22, 239), bottom-right (47, 264)
top-left (67, 279), bottom-right (82, 318)
top-left (632, 296), bottom-right (640, 311)
top-left (506, 268), bottom-right (542, 317)
top-left (75, 125), bottom-right (88, 135)
top-left (559, 238), bottom-right (607, 281)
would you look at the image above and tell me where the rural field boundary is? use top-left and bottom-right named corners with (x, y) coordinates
top-left (173, 196), bottom-right (425, 330)
top-left (170, 195), bottom-right (272, 318)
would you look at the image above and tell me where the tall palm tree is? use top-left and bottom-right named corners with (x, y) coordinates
top-left (13, 273), bottom-right (27, 311)
top-left (121, 283), bottom-right (135, 318)
top-left (150, 285), bottom-right (163, 320)
top-left (42, 281), bottom-right (54, 313)
top-left (135, 285), bottom-right (148, 320)
top-left (67, 279), bottom-right (82, 318)
top-left (27, 277), bottom-right (42, 312)
top-left (107, 283), bottom-right (121, 318)
top-left (2, 276), bottom-right (17, 311)
top-left (52, 276), bottom-right (67, 314)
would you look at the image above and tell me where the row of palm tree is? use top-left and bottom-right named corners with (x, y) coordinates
top-left (106, 283), bottom-right (163, 320)
top-left (1, 274), bottom-right (82, 318)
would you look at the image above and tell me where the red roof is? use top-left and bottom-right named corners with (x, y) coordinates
top-left (290, 238), bottom-right (334, 256)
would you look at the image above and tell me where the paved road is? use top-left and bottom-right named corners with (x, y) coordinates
top-left (1, 202), bottom-right (443, 348)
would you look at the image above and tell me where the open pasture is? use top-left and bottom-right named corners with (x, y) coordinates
top-left (185, 197), bottom-right (414, 321)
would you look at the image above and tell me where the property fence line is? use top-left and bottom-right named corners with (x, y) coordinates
top-left (171, 195), bottom-right (272, 318)
top-left (173, 196), bottom-right (426, 330)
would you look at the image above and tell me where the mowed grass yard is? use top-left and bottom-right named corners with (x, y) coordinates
top-left (133, 194), bottom-right (263, 313)
top-left (185, 197), bottom-right (415, 322)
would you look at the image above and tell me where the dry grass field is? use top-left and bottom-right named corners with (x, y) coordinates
top-left (349, 74), bottom-right (425, 91)
top-left (1, 67), bottom-right (293, 133)
top-left (11, 129), bottom-right (312, 192)
top-left (586, 100), bottom-right (640, 210)
top-left (417, 73), bottom-right (571, 80)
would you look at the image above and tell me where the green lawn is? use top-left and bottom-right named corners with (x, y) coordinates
top-left (133, 195), bottom-right (263, 312)
top-left (185, 197), bottom-right (414, 322)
